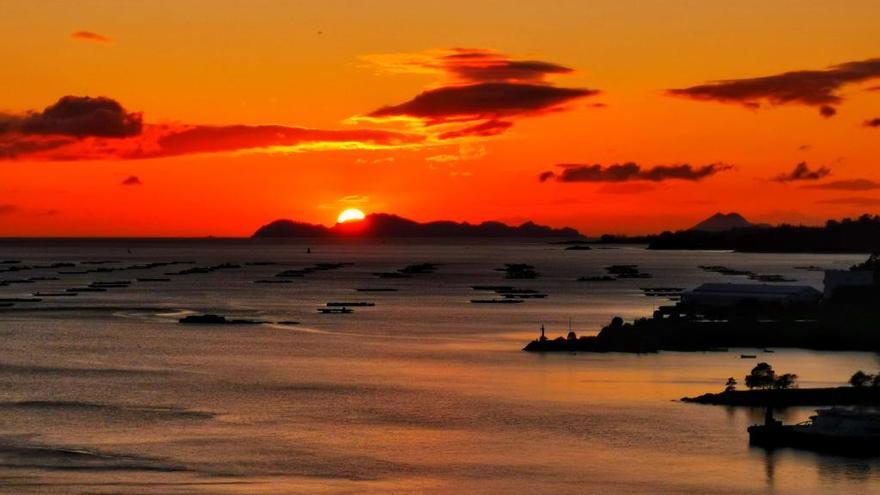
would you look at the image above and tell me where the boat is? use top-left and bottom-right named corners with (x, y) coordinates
top-left (748, 408), bottom-right (880, 455)
top-left (740, 354), bottom-right (757, 359)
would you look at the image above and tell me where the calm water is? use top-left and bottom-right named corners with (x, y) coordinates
top-left (0, 239), bottom-right (878, 494)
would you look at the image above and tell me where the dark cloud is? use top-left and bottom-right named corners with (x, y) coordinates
top-left (0, 96), bottom-right (142, 138)
top-left (0, 204), bottom-right (17, 215)
top-left (437, 120), bottom-right (512, 140)
top-left (0, 137), bottom-right (73, 159)
top-left (865, 118), bottom-right (880, 127)
top-left (667, 57), bottom-right (880, 116)
top-left (369, 83), bottom-right (596, 123)
top-left (364, 49), bottom-right (596, 138)
top-left (773, 162), bottom-right (831, 182)
top-left (540, 162), bottom-right (732, 183)
top-left (815, 197), bottom-right (880, 206)
top-left (802, 179), bottom-right (880, 191)
top-left (70, 31), bottom-right (110, 43)
top-left (438, 48), bottom-right (573, 83)
top-left (121, 176), bottom-right (142, 186)
top-left (538, 171), bottom-right (555, 182)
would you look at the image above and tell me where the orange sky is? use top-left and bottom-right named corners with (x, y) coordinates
top-left (1, 0), bottom-right (879, 236)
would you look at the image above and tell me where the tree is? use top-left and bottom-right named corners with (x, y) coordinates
top-left (745, 362), bottom-right (776, 390)
top-left (773, 373), bottom-right (798, 390)
top-left (724, 377), bottom-right (737, 392)
top-left (850, 370), bottom-right (873, 388)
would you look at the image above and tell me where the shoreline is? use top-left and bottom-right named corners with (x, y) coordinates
top-left (681, 387), bottom-right (880, 407)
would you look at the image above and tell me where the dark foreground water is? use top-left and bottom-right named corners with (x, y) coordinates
top-left (0, 239), bottom-right (878, 494)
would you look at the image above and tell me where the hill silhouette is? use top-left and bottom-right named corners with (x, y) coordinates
top-left (690, 212), bottom-right (758, 232)
top-left (252, 213), bottom-right (584, 239)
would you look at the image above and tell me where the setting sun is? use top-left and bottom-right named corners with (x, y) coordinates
top-left (337, 208), bottom-right (366, 224)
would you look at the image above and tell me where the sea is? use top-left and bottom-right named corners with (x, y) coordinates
top-left (0, 238), bottom-right (878, 494)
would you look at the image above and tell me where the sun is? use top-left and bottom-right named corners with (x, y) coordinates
top-left (337, 208), bottom-right (366, 224)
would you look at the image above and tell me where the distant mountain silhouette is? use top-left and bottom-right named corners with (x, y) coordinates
top-left (690, 212), bottom-right (760, 232)
top-left (253, 213), bottom-right (584, 238)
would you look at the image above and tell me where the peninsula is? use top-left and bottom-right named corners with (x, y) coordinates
top-left (525, 254), bottom-right (880, 353)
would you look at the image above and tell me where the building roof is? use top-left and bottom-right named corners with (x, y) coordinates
top-left (687, 283), bottom-right (821, 296)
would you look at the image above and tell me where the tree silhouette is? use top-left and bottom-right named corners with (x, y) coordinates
top-left (773, 373), bottom-right (798, 390)
top-left (745, 363), bottom-right (776, 389)
top-left (744, 363), bottom-right (798, 390)
top-left (724, 377), bottom-right (737, 392)
top-left (850, 370), bottom-right (874, 387)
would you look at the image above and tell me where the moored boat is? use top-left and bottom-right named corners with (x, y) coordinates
top-left (748, 408), bottom-right (880, 455)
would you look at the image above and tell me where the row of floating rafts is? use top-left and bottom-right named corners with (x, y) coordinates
top-left (373, 263), bottom-right (441, 279)
top-left (317, 301), bottom-right (376, 314)
top-left (577, 265), bottom-right (654, 282)
top-left (699, 265), bottom-right (797, 282)
top-left (470, 285), bottom-right (548, 304)
top-left (641, 287), bottom-right (685, 300)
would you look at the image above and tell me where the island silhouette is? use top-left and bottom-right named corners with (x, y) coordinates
top-left (253, 213), bottom-right (584, 238)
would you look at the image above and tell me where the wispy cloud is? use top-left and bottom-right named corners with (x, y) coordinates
top-left (539, 162), bottom-right (732, 183)
top-left (121, 176), bottom-right (142, 186)
top-left (70, 31), bottom-right (111, 43)
top-left (667, 57), bottom-right (880, 117)
top-left (773, 162), bottom-right (831, 182)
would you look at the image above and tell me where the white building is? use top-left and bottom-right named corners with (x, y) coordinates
top-left (823, 269), bottom-right (876, 298)
top-left (681, 283), bottom-right (822, 308)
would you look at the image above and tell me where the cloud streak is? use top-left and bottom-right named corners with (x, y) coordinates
top-left (816, 197), bottom-right (880, 206)
top-left (773, 162), bottom-right (831, 182)
top-left (667, 57), bottom-right (880, 116)
top-left (539, 162), bottom-right (732, 183)
top-left (0, 96), bottom-right (423, 161)
top-left (865, 118), bottom-right (880, 127)
top-left (121, 176), bottom-right (142, 186)
top-left (801, 179), bottom-right (880, 191)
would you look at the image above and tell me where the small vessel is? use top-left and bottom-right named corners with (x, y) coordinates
top-left (740, 354), bottom-right (757, 359)
top-left (748, 408), bottom-right (880, 455)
